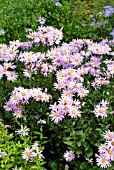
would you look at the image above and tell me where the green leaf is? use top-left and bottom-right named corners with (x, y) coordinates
top-left (80, 162), bottom-right (87, 169)
top-left (86, 148), bottom-right (93, 157)
top-left (75, 131), bottom-right (83, 135)
top-left (63, 141), bottom-right (73, 146)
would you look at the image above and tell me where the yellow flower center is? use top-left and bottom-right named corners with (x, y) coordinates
top-left (46, 27), bottom-right (50, 31)
top-left (68, 154), bottom-right (71, 157)
top-left (50, 53), bottom-right (53, 56)
top-left (64, 99), bottom-right (68, 103)
top-left (108, 133), bottom-right (113, 138)
top-left (31, 33), bottom-right (35, 37)
top-left (26, 152), bottom-right (30, 156)
top-left (66, 55), bottom-right (70, 59)
top-left (8, 63), bottom-right (11, 67)
top-left (100, 79), bottom-right (104, 83)
top-left (58, 83), bottom-right (62, 87)
top-left (94, 62), bottom-right (97, 66)
top-left (111, 141), bottom-right (114, 146)
top-left (15, 111), bottom-right (20, 115)
top-left (28, 57), bottom-right (32, 61)
top-left (66, 93), bottom-right (70, 97)
top-left (72, 110), bottom-right (76, 114)
top-left (101, 158), bottom-right (106, 163)
top-left (3, 69), bottom-right (7, 72)
top-left (99, 109), bottom-right (103, 114)
top-left (22, 92), bottom-right (26, 96)
top-left (80, 89), bottom-right (84, 93)
top-left (108, 150), bottom-right (113, 155)
top-left (14, 96), bottom-right (18, 100)
top-left (7, 104), bottom-right (11, 107)
top-left (63, 49), bottom-right (66, 52)
top-left (73, 84), bottom-right (78, 88)
top-left (37, 95), bottom-right (42, 98)
top-left (42, 35), bottom-right (45, 38)
top-left (10, 50), bottom-right (14, 54)
top-left (55, 112), bottom-right (60, 117)
top-left (75, 58), bottom-right (79, 62)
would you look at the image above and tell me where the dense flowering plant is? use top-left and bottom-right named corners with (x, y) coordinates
top-left (0, 24), bottom-right (114, 169)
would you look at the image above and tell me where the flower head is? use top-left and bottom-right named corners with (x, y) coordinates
top-left (22, 148), bottom-right (36, 161)
top-left (64, 150), bottom-right (75, 162)
top-left (15, 125), bottom-right (29, 136)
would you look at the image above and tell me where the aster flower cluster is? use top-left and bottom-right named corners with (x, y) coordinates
top-left (96, 130), bottom-right (114, 168)
top-left (22, 142), bottom-right (44, 162)
top-left (0, 25), bottom-right (114, 168)
top-left (0, 29), bottom-right (113, 124)
top-left (4, 87), bottom-right (51, 118)
top-left (48, 39), bottom-right (113, 123)
top-left (0, 44), bottom-right (18, 81)
top-left (103, 5), bottom-right (114, 17)
top-left (103, 4), bottom-right (114, 38)
top-left (26, 26), bottom-right (63, 46)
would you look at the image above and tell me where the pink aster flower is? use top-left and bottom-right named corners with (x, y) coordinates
top-left (63, 150), bottom-right (75, 162)
top-left (71, 53), bottom-right (84, 66)
top-left (105, 149), bottom-right (114, 161)
top-left (23, 68), bottom-right (34, 78)
top-left (77, 87), bottom-right (89, 98)
top-left (18, 87), bottom-right (30, 101)
top-left (68, 107), bottom-right (81, 118)
top-left (94, 105), bottom-right (108, 118)
top-left (3, 101), bottom-right (13, 111)
top-left (103, 130), bottom-right (114, 141)
top-left (9, 40), bottom-right (20, 47)
top-left (54, 82), bottom-right (65, 90)
top-left (96, 155), bottom-right (111, 168)
top-left (98, 143), bottom-right (107, 154)
top-left (13, 109), bottom-right (22, 118)
top-left (9, 94), bottom-right (20, 105)
top-left (49, 109), bottom-right (64, 123)
top-left (6, 71), bottom-right (18, 81)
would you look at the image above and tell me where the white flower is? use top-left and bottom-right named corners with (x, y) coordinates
top-left (37, 119), bottom-right (46, 124)
top-left (15, 125), bottom-right (29, 136)
top-left (22, 148), bottom-right (37, 161)
top-left (36, 148), bottom-right (44, 159)
top-left (0, 30), bottom-right (5, 36)
top-left (0, 149), bottom-right (7, 158)
top-left (32, 142), bottom-right (39, 151)
top-left (38, 17), bottom-right (46, 25)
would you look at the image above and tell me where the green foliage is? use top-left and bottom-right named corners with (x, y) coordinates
top-left (0, 0), bottom-right (114, 44)
top-left (0, 121), bottom-right (45, 169)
